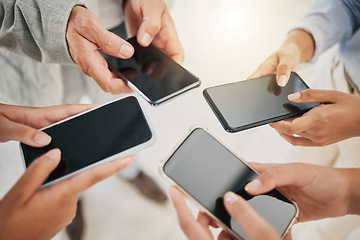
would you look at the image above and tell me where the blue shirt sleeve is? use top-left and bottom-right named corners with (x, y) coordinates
top-left (294, 0), bottom-right (360, 62)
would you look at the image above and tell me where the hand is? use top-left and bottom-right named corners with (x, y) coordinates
top-left (246, 162), bottom-right (358, 222)
top-left (169, 187), bottom-right (281, 240)
top-left (66, 6), bottom-right (134, 94)
top-left (0, 149), bottom-right (135, 240)
top-left (249, 29), bottom-right (314, 86)
top-left (124, 0), bottom-right (184, 64)
top-left (0, 103), bottom-right (96, 147)
top-left (269, 89), bottom-right (360, 146)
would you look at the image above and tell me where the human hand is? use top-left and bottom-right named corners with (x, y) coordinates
top-left (169, 187), bottom-right (281, 240)
top-left (66, 6), bottom-right (134, 94)
top-left (0, 103), bottom-right (96, 147)
top-left (246, 162), bottom-right (357, 222)
top-left (269, 89), bottom-right (360, 146)
top-left (123, 0), bottom-right (184, 64)
top-left (249, 29), bottom-right (314, 87)
top-left (0, 149), bottom-right (135, 240)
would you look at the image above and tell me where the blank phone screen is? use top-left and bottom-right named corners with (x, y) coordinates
top-left (21, 96), bottom-right (152, 184)
top-left (103, 37), bottom-right (200, 104)
top-left (203, 73), bottom-right (319, 132)
top-left (164, 128), bottom-right (296, 240)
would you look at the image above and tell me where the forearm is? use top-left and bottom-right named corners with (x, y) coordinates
top-left (0, 0), bottom-right (82, 64)
top-left (280, 29), bottom-right (315, 64)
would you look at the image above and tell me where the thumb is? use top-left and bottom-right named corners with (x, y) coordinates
top-left (288, 89), bottom-right (338, 103)
top-left (6, 149), bottom-right (61, 203)
top-left (0, 116), bottom-right (51, 147)
top-left (223, 192), bottom-right (280, 240)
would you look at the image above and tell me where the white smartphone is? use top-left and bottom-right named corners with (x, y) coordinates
top-left (102, 36), bottom-right (201, 106)
top-left (20, 95), bottom-right (155, 186)
top-left (160, 128), bottom-right (298, 240)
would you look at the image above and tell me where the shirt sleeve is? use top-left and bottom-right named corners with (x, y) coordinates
top-left (0, 0), bottom-right (85, 64)
top-left (294, 0), bottom-right (360, 62)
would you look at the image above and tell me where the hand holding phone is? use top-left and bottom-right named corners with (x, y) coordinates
top-left (21, 96), bottom-right (154, 186)
top-left (161, 128), bottom-right (297, 240)
top-left (102, 36), bottom-right (200, 105)
top-left (203, 72), bottom-right (320, 132)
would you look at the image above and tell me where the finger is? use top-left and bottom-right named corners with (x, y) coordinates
top-left (169, 187), bottom-right (210, 240)
top-left (276, 56), bottom-right (293, 87)
top-left (136, 1), bottom-right (165, 46)
top-left (288, 89), bottom-right (339, 104)
top-left (248, 53), bottom-right (278, 80)
top-left (58, 156), bottom-right (135, 195)
top-left (223, 192), bottom-right (280, 240)
top-left (71, 7), bottom-right (134, 59)
top-left (278, 131), bottom-right (317, 146)
top-left (197, 212), bottom-right (212, 228)
top-left (32, 104), bottom-right (98, 128)
top-left (0, 116), bottom-right (51, 147)
top-left (244, 163), bottom-right (306, 195)
top-left (6, 149), bottom-right (61, 203)
top-left (218, 231), bottom-right (233, 240)
top-left (270, 114), bottom-right (317, 136)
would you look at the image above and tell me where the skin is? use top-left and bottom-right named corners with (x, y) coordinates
top-left (66, 0), bottom-right (184, 94)
top-left (0, 103), bottom-right (97, 147)
top-left (0, 149), bottom-right (135, 240)
top-left (249, 29), bottom-right (360, 146)
top-left (0, 103), bottom-right (136, 240)
top-left (170, 162), bottom-right (360, 240)
top-left (269, 89), bottom-right (360, 146)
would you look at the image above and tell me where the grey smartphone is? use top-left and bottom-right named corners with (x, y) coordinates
top-left (20, 96), bottom-right (155, 186)
top-left (203, 72), bottom-right (320, 132)
top-left (160, 128), bottom-right (298, 240)
top-left (102, 36), bottom-right (200, 106)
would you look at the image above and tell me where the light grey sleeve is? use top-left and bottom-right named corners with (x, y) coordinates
top-left (0, 0), bottom-right (84, 64)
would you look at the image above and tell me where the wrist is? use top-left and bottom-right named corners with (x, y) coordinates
top-left (281, 29), bottom-right (315, 63)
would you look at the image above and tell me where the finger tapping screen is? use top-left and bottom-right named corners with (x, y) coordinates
top-left (103, 37), bottom-right (200, 105)
top-left (203, 72), bottom-right (320, 132)
top-left (164, 128), bottom-right (297, 240)
top-left (21, 96), bottom-right (152, 184)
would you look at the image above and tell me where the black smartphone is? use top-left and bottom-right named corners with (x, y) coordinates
top-left (160, 128), bottom-right (298, 240)
top-left (203, 72), bottom-right (320, 132)
top-left (21, 96), bottom-right (154, 186)
top-left (102, 36), bottom-right (200, 106)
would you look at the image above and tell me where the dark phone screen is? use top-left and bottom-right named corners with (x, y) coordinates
top-left (204, 73), bottom-right (319, 132)
top-left (102, 37), bottom-right (200, 104)
top-left (21, 96), bottom-right (152, 184)
top-left (164, 128), bottom-right (296, 240)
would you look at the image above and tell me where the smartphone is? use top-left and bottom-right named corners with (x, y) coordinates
top-left (102, 36), bottom-right (200, 106)
top-left (20, 96), bottom-right (154, 186)
top-left (203, 72), bottom-right (320, 132)
top-left (160, 128), bottom-right (298, 240)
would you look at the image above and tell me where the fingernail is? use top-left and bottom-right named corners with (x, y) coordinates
top-left (119, 44), bottom-right (133, 57)
top-left (245, 179), bottom-right (261, 192)
top-left (34, 132), bottom-right (51, 145)
top-left (45, 148), bottom-right (61, 159)
top-left (123, 156), bottom-right (136, 166)
top-left (288, 92), bottom-right (301, 102)
top-left (278, 75), bottom-right (288, 87)
top-left (224, 192), bottom-right (238, 205)
top-left (141, 32), bottom-right (152, 46)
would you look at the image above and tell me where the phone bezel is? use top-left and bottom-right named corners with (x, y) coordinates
top-left (19, 94), bottom-right (156, 187)
top-left (159, 127), bottom-right (298, 240)
top-left (203, 72), bottom-right (319, 132)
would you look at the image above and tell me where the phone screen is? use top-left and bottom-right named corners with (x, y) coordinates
top-left (102, 37), bottom-right (200, 105)
top-left (163, 128), bottom-right (297, 240)
top-left (203, 72), bottom-right (320, 132)
top-left (21, 96), bottom-right (152, 184)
